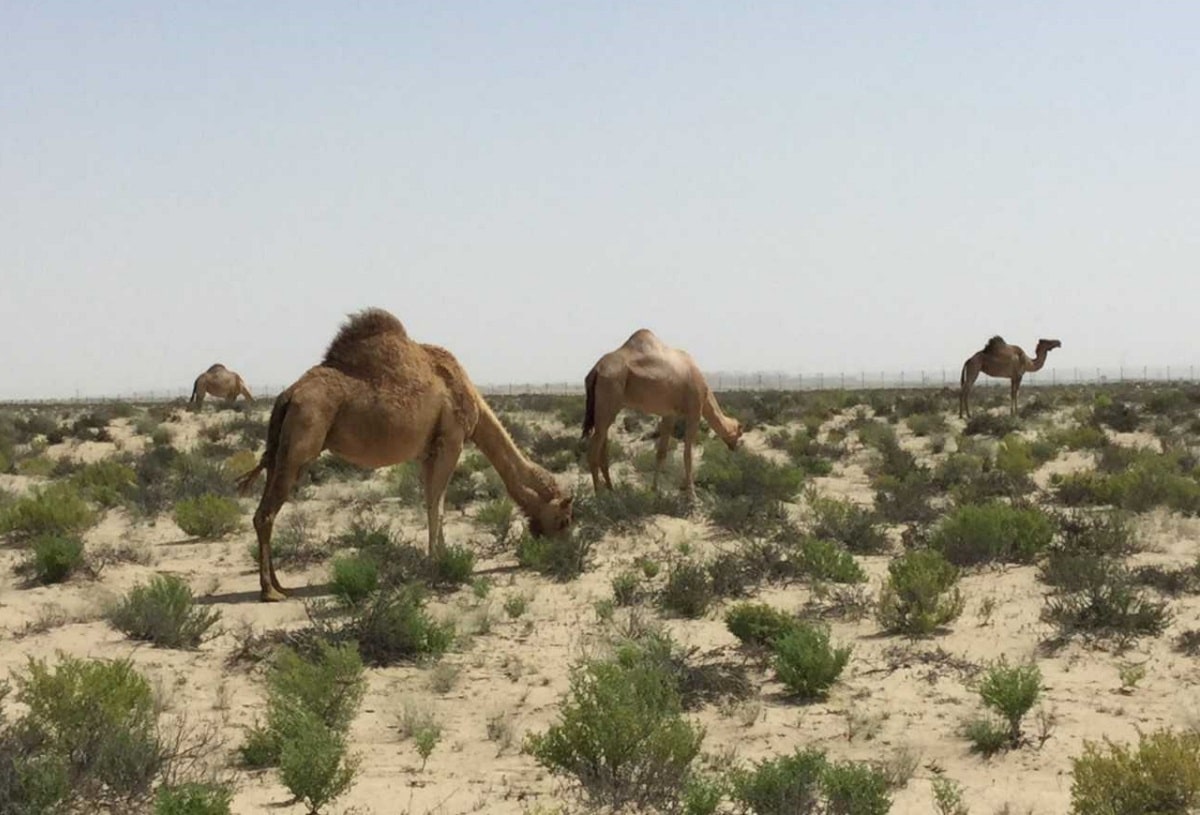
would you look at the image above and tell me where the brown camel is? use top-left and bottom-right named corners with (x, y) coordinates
top-left (190, 364), bottom-right (253, 407)
top-left (582, 329), bottom-right (743, 496)
top-left (959, 336), bottom-right (1062, 418)
top-left (236, 308), bottom-right (573, 602)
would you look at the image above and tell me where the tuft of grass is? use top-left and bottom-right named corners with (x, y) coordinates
top-left (658, 561), bottom-right (714, 619)
top-left (0, 482), bottom-right (96, 540)
top-left (473, 498), bottom-right (515, 544)
top-left (807, 495), bottom-right (888, 554)
top-left (515, 530), bottom-right (595, 581)
top-left (25, 534), bottom-right (86, 585)
top-left (154, 782), bottom-right (234, 815)
top-left (108, 575), bottom-right (221, 648)
top-left (173, 494), bottom-right (241, 539)
top-left (330, 555), bottom-right (379, 606)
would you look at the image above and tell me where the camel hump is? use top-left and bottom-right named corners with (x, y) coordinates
top-left (623, 329), bottom-right (662, 351)
top-left (322, 308), bottom-right (408, 370)
top-left (206, 363), bottom-right (227, 373)
top-left (983, 336), bottom-right (1006, 354)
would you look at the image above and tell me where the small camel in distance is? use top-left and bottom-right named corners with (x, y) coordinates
top-left (236, 308), bottom-right (573, 602)
top-left (190, 364), bottom-right (253, 408)
top-left (582, 329), bottom-right (743, 497)
top-left (959, 335), bottom-right (1062, 419)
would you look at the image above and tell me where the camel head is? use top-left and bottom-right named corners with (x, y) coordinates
top-left (722, 419), bottom-right (745, 451)
top-left (1036, 339), bottom-right (1062, 355)
top-left (526, 495), bottom-right (574, 538)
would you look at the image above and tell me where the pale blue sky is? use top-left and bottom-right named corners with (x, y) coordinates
top-left (2, 3), bottom-right (1197, 398)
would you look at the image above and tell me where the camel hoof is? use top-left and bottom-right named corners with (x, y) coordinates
top-left (260, 586), bottom-right (289, 603)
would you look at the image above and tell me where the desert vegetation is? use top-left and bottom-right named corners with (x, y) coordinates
top-left (2, 383), bottom-right (1200, 811)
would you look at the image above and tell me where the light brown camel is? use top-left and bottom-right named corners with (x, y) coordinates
top-left (959, 336), bottom-right (1062, 418)
top-left (190, 364), bottom-right (253, 407)
top-left (582, 329), bottom-right (743, 496)
top-left (236, 308), bottom-right (573, 602)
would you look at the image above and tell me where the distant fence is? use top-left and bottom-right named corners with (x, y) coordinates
top-left (2, 366), bottom-right (1198, 406)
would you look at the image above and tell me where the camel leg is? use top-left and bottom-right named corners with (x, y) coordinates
top-left (960, 359), bottom-right (981, 419)
top-left (652, 417), bottom-right (674, 492)
top-left (253, 467), bottom-right (298, 602)
top-left (421, 427), bottom-right (464, 559)
top-left (1010, 375), bottom-right (1022, 417)
top-left (680, 416), bottom-right (699, 500)
top-left (587, 419), bottom-right (614, 493)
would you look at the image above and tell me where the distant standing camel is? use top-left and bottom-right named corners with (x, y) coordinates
top-left (959, 336), bottom-right (1062, 418)
top-left (582, 329), bottom-right (743, 496)
top-left (190, 364), bottom-right (253, 407)
top-left (236, 308), bottom-right (574, 602)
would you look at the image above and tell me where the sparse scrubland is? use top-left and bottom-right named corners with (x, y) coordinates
top-left (2, 383), bottom-right (1200, 812)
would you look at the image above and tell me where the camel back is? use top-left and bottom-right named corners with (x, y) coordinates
top-left (982, 336), bottom-right (1006, 354)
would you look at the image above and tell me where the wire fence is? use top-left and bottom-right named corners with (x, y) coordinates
top-left (2, 364), bottom-right (1198, 407)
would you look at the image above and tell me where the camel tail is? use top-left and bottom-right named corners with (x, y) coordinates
top-left (582, 367), bottom-right (598, 438)
top-left (236, 391), bottom-right (290, 495)
top-left (190, 376), bottom-right (202, 405)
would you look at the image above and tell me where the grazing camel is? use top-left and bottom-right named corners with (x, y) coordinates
top-left (959, 336), bottom-right (1062, 419)
top-left (582, 329), bottom-right (743, 496)
top-left (236, 308), bottom-right (573, 602)
top-left (190, 364), bottom-right (253, 407)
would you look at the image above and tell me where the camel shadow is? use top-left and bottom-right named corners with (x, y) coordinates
top-left (196, 582), bottom-right (332, 606)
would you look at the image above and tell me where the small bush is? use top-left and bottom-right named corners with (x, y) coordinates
top-left (0, 482), bottom-right (96, 539)
top-left (173, 494), bottom-right (241, 539)
top-left (27, 534), bottom-right (86, 584)
top-left (108, 575), bottom-right (221, 648)
top-left (429, 544), bottom-right (475, 587)
top-left (326, 586), bottom-right (454, 666)
top-left (1049, 422), bottom-right (1108, 451)
top-left (516, 530), bottom-right (594, 581)
top-left (873, 470), bottom-right (938, 524)
top-left (796, 538), bottom-right (867, 584)
top-left (807, 496), bottom-right (888, 554)
top-left (963, 715), bottom-right (1012, 757)
top-left (278, 706), bottom-right (359, 813)
top-left (877, 549), bottom-right (965, 637)
top-left (612, 571), bottom-right (642, 606)
top-left (697, 441), bottom-right (803, 504)
top-left (330, 555), bottom-right (379, 605)
top-left (525, 648), bottom-right (705, 810)
top-left (964, 413), bottom-right (1019, 437)
top-left (71, 460), bottom-right (137, 508)
top-left (474, 498), bottom-right (515, 544)
top-left (976, 659), bottom-right (1041, 743)
top-left (1042, 566), bottom-right (1171, 646)
top-left (1070, 729), bottom-right (1200, 815)
top-left (154, 782), bottom-right (233, 815)
top-left (659, 561), bottom-right (714, 619)
top-left (821, 760), bottom-right (892, 815)
top-left (772, 624), bottom-right (850, 700)
top-left (725, 603), bottom-right (800, 649)
top-left (731, 748), bottom-right (827, 815)
top-left (930, 502), bottom-right (1054, 566)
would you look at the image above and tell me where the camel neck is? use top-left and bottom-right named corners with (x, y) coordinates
top-left (470, 399), bottom-right (550, 512)
top-left (702, 391), bottom-right (738, 443)
top-left (1026, 351), bottom-right (1049, 372)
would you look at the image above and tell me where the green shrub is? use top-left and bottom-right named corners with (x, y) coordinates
top-left (772, 624), bottom-right (850, 700)
top-left (154, 782), bottom-right (233, 815)
top-left (612, 571), bottom-right (642, 606)
top-left (963, 413), bottom-right (1019, 437)
top-left (725, 603), bottom-right (800, 649)
top-left (385, 462), bottom-right (423, 506)
top-left (71, 460), bottom-right (137, 508)
top-left (821, 760), bottom-right (892, 815)
top-left (659, 561), bottom-right (714, 619)
top-left (516, 530), bottom-right (594, 581)
top-left (906, 412), bottom-right (948, 438)
top-left (781, 429), bottom-right (838, 475)
top-left (525, 649), bottom-right (705, 809)
top-left (326, 586), bottom-right (454, 666)
top-left (473, 498), bottom-right (515, 543)
top-left (1070, 728), bottom-right (1200, 815)
top-left (173, 494), bottom-right (241, 539)
top-left (1042, 565), bottom-right (1171, 646)
top-left (731, 748), bottom-right (827, 815)
top-left (15, 654), bottom-right (161, 806)
top-left (429, 544), bottom-right (475, 587)
top-left (0, 482), bottom-right (96, 539)
top-left (807, 496), bottom-right (888, 554)
top-left (876, 549), bottom-right (965, 637)
top-left (16, 456), bottom-right (55, 476)
top-left (994, 434), bottom-right (1037, 478)
top-left (963, 715), bottom-right (1012, 757)
top-left (1048, 422), bottom-right (1108, 451)
top-left (930, 502), bottom-right (1054, 566)
top-left (697, 441), bottom-right (803, 504)
top-left (330, 555), bottom-right (379, 605)
top-left (977, 658), bottom-right (1041, 743)
top-left (574, 484), bottom-right (689, 537)
top-left (796, 538), bottom-right (867, 584)
top-left (278, 706), bottom-right (358, 813)
top-left (108, 575), bottom-right (221, 648)
top-left (873, 469), bottom-right (938, 524)
top-left (27, 534), bottom-right (85, 585)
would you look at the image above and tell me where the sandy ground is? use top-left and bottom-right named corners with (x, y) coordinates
top-left (2, 400), bottom-right (1199, 814)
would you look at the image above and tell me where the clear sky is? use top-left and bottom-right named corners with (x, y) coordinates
top-left (3, 2), bottom-right (1197, 399)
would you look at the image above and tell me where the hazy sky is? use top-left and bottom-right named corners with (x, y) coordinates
top-left (3, 3), bottom-right (1198, 399)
